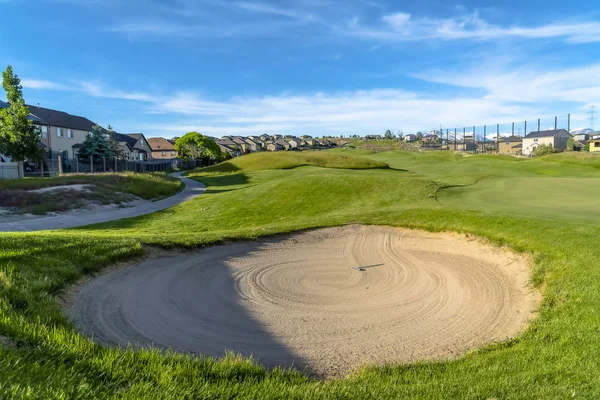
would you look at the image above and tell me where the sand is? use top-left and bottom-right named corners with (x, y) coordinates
top-left (67, 225), bottom-right (539, 378)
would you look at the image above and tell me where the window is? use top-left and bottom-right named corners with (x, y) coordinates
top-left (171, 151), bottom-right (175, 156)
top-left (533, 138), bottom-right (538, 142)
top-left (161, 151), bottom-right (166, 156)
top-left (67, 129), bottom-right (73, 138)
top-left (140, 140), bottom-right (143, 148)
top-left (57, 127), bottom-right (63, 137)
top-left (40, 126), bottom-right (48, 139)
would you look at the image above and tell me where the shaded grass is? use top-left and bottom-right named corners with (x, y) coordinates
top-left (1, 151), bottom-right (600, 398)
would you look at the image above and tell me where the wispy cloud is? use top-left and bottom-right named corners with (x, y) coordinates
top-left (349, 11), bottom-right (600, 43)
top-left (21, 79), bottom-right (72, 91)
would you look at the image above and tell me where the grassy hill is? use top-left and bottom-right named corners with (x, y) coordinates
top-left (191, 151), bottom-right (388, 174)
top-left (1, 150), bottom-right (600, 398)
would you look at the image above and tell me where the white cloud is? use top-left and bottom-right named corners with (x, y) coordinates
top-left (21, 79), bottom-right (72, 91)
top-left (349, 11), bottom-right (600, 43)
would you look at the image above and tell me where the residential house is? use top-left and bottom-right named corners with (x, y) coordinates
top-left (26, 104), bottom-right (96, 160)
top-left (305, 139), bottom-right (317, 147)
top-left (114, 133), bottom-right (153, 161)
top-left (218, 143), bottom-right (242, 157)
top-left (522, 129), bottom-right (571, 156)
top-left (244, 138), bottom-right (261, 152)
top-left (271, 134), bottom-right (282, 140)
top-left (498, 136), bottom-right (523, 155)
top-left (573, 133), bottom-right (590, 142)
top-left (148, 137), bottom-right (178, 159)
top-left (588, 137), bottom-right (600, 153)
top-left (404, 134), bottom-right (417, 142)
top-left (275, 139), bottom-right (291, 150)
top-left (267, 143), bottom-right (284, 151)
top-left (288, 139), bottom-right (301, 149)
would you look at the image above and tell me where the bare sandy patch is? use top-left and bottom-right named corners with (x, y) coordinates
top-left (67, 225), bottom-right (539, 378)
top-left (30, 184), bottom-right (92, 193)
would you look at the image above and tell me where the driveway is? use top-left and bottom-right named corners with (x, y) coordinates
top-left (0, 172), bottom-right (205, 232)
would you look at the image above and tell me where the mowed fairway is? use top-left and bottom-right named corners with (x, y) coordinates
top-left (1, 150), bottom-right (600, 398)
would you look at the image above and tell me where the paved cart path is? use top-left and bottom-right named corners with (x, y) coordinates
top-left (0, 172), bottom-right (205, 232)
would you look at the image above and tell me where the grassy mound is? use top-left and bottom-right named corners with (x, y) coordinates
top-left (1, 151), bottom-right (600, 398)
top-left (191, 151), bottom-right (388, 174)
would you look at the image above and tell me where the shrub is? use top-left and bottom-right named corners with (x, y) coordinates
top-left (532, 143), bottom-right (556, 157)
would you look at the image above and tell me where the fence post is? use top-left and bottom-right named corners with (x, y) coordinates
top-left (103, 157), bottom-right (106, 172)
top-left (57, 155), bottom-right (63, 175)
top-left (76, 157), bottom-right (79, 173)
top-left (90, 155), bottom-right (94, 173)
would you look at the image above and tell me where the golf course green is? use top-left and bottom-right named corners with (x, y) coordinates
top-left (1, 150), bottom-right (599, 398)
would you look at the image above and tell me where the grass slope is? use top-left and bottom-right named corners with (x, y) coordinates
top-left (192, 151), bottom-right (388, 174)
top-left (1, 151), bottom-right (600, 398)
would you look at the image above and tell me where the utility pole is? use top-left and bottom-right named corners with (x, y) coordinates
top-left (589, 106), bottom-right (597, 130)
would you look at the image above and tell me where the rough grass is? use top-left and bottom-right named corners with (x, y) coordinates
top-left (191, 151), bottom-right (388, 174)
top-left (1, 151), bottom-right (600, 398)
top-left (0, 173), bottom-right (182, 214)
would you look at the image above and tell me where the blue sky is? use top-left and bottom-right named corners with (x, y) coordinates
top-left (1, 0), bottom-right (599, 137)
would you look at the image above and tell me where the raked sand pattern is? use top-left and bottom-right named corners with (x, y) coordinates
top-left (68, 225), bottom-right (539, 378)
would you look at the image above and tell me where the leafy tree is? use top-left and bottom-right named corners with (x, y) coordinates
top-left (384, 129), bottom-right (394, 139)
top-left (174, 132), bottom-right (222, 161)
top-left (0, 65), bottom-right (43, 162)
top-left (565, 137), bottom-right (575, 152)
top-left (532, 143), bottom-right (556, 157)
top-left (396, 130), bottom-right (404, 140)
top-left (416, 132), bottom-right (424, 140)
top-left (78, 125), bottom-right (115, 159)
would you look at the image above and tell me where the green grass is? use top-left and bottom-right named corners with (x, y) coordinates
top-left (1, 151), bottom-right (600, 398)
top-left (0, 172), bottom-right (182, 214)
top-left (191, 151), bottom-right (389, 174)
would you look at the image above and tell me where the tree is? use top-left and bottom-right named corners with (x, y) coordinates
top-left (384, 129), bottom-right (394, 140)
top-left (416, 132), bottom-right (424, 140)
top-left (0, 65), bottom-right (43, 163)
top-left (532, 143), bottom-right (556, 157)
top-left (396, 130), bottom-right (404, 140)
top-left (565, 137), bottom-right (575, 152)
top-left (105, 125), bottom-right (124, 159)
top-left (174, 132), bottom-right (222, 162)
top-left (78, 125), bottom-right (115, 159)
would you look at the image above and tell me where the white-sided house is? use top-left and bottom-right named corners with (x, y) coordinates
top-left (522, 129), bottom-right (571, 156)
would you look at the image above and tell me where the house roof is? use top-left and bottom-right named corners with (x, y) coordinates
top-left (275, 139), bottom-right (290, 146)
top-left (114, 132), bottom-right (137, 148)
top-left (26, 104), bottom-right (96, 130)
top-left (525, 129), bottom-right (570, 139)
top-left (501, 136), bottom-right (523, 142)
top-left (1, 100), bottom-right (42, 122)
top-left (147, 137), bottom-right (175, 151)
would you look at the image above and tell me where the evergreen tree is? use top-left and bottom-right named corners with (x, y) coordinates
top-left (78, 125), bottom-right (115, 159)
top-left (0, 65), bottom-right (43, 162)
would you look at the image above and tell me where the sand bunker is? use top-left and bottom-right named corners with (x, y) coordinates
top-left (68, 226), bottom-right (538, 378)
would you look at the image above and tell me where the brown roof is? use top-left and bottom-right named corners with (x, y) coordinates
top-left (147, 137), bottom-right (175, 151)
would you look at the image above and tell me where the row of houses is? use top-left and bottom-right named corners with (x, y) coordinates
top-left (214, 134), bottom-right (334, 156)
top-left (0, 101), bottom-right (178, 162)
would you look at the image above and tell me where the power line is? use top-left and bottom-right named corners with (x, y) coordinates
top-left (589, 105), bottom-right (597, 130)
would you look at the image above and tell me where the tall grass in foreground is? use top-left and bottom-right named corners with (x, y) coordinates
top-left (1, 151), bottom-right (600, 398)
